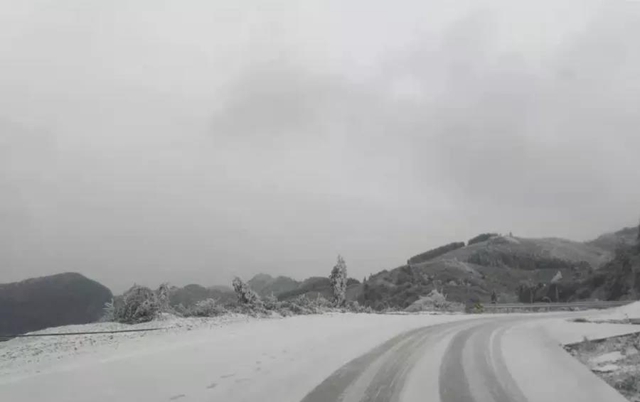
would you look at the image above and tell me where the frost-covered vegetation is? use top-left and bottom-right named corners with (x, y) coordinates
top-left (102, 256), bottom-right (382, 323)
top-left (405, 289), bottom-right (464, 312)
top-left (467, 233), bottom-right (499, 246)
top-left (104, 284), bottom-right (170, 324)
top-left (329, 255), bottom-right (348, 306)
top-left (232, 277), bottom-right (263, 309)
top-left (407, 242), bottom-right (466, 265)
top-left (566, 331), bottom-right (640, 402)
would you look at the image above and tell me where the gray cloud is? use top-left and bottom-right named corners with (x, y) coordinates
top-left (1, 0), bottom-right (639, 292)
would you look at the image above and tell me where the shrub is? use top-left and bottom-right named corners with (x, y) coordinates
top-left (405, 288), bottom-right (464, 312)
top-left (232, 277), bottom-right (263, 309)
top-left (103, 284), bottom-right (174, 323)
top-left (263, 294), bottom-right (281, 310)
top-left (347, 300), bottom-right (363, 312)
top-left (189, 298), bottom-right (226, 317)
top-left (280, 297), bottom-right (313, 315)
top-left (279, 295), bottom-right (334, 315)
top-left (156, 283), bottom-right (171, 312)
top-left (101, 299), bottom-right (117, 322)
top-left (464, 302), bottom-right (484, 314)
top-left (112, 285), bottom-right (161, 324)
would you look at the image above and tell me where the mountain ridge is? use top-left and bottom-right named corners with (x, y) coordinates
top-left (0, 272), bottom-right (113, 335)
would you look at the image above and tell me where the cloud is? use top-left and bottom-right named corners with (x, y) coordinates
top-left (1, 0), bottom-right (639, 291)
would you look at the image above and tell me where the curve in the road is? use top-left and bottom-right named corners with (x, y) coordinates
top-left (301, 319), bottom-right (488, 402)
top-left (300, 314), bottom-right (626, 402)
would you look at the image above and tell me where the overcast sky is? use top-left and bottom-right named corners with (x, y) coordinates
top-left (2, 0), bottom-right (639, 292)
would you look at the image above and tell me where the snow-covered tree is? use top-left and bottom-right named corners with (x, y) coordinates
top-left (116, 285), bottom-right (160, 323)
top-left (156, 283), bottom-right (171, 312)
top-left (101, 298), bottom-right (116, 322)
top-left (329, 255), bottom-right (348, 306)
top-left (263, 294), bottom-right (280, 310)
top-left (232, 277), bottom-right (263, 308)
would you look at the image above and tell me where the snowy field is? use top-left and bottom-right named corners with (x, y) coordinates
top-left (0, 313), bottom-right (475, 402)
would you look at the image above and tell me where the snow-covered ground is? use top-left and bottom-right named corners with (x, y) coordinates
top-left (0, 313), bottom-right (257, 379)
top-left (0, 313), bottom-right (475, 402)
top-left (523, 303), bottom-right (640, 345)
top-left (594, 301), bottom-right (640, 321)
top-left (3, 309), bottom-right (640, 402)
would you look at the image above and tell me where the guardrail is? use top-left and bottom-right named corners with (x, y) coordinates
top-left (483, 300), bottom-right (631, 312)
top-left (0, 327), bottom-right (166, 342)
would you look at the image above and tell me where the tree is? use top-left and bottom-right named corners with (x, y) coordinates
top-left (329, 255), bottom-right (348, 306)
top-left (156, 283), bottom-right (170, 312)
top-left (232, 277), bottom-right (262, 308)
top-left (116, 285), bottom-right (160, 323)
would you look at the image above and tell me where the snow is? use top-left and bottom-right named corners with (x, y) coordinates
top-left (538, 317), bottom-right (640, 345)
top-left (590, 351), bottom-right (624, 365)
top-left (0, 313), bottom-right (474, 402)
top-left (581, 301), bottom-right (640, 322)
top-left (3, 308), bottom-right (640, 402)
top-left (502, 235), bottom-right (520, 244)
top-left (0, 313), bottom-right (256, 379)
top-left (592, 364), bottom-right (619, 373)
top-left (611, 302), bottom-right (640, 320)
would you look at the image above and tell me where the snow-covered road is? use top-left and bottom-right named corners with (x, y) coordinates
top-left (1, 310), bottom-right (639, 402)
top-left (302, 315), bottom-right (632, 402)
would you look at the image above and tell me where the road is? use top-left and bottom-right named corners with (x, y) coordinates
top-left (300, 315), bottom-right (629, 402)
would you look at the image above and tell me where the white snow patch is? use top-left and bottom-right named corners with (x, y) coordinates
top-left (502, 235), bottom-right (521, 244)
top-left (582, 301), bottom-right (640, 322)
top-left (590, 351), bottom-right (624, 365)
top-left (611, 301), bottom-right (640, 320)
top-left (525, 317), bottom-right (640, 345)
top-left (592, 364), bottom-right (619, 373)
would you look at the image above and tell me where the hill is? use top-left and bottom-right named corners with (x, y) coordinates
top-left (247, 274), bottom-right (300, 297)
top-left (577, 226), bottom-right (640, 301)
top-left (168, 284), bottom-right (236, 308)
top-left (243, 273), bottom-right (362, 303)
top-left (0, 273), bottom-right (113, 335)
top-left (360, 234), bottom-right (613, 310)
top-left (587, 226), bottom-right (639, 253)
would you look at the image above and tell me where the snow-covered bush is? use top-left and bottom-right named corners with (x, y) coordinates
top-left (329, 255), bottom-right (348, 306)
top-left (114, 285), bottom-right (161, 323)
top-left (156, 283), bottom-right (171, 313)
top-left (232, 277), bottom-right (263, 309)
top-left (280, 296), bottom-right (313, 315)
top-left (101, 298), bottom-right (117, 322)
top-left (102, 284), bottom-right (177, 323)
top-left (189, 298), bottom-right (226, 317)
top-left (279, 295), bottom-right (333, 315)
top-left (263, 294), bottom-right (281, 310)
top-left (405, 288), bottom-right (464, 312)
top-left (346, 300), bottom-right (372, 313)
